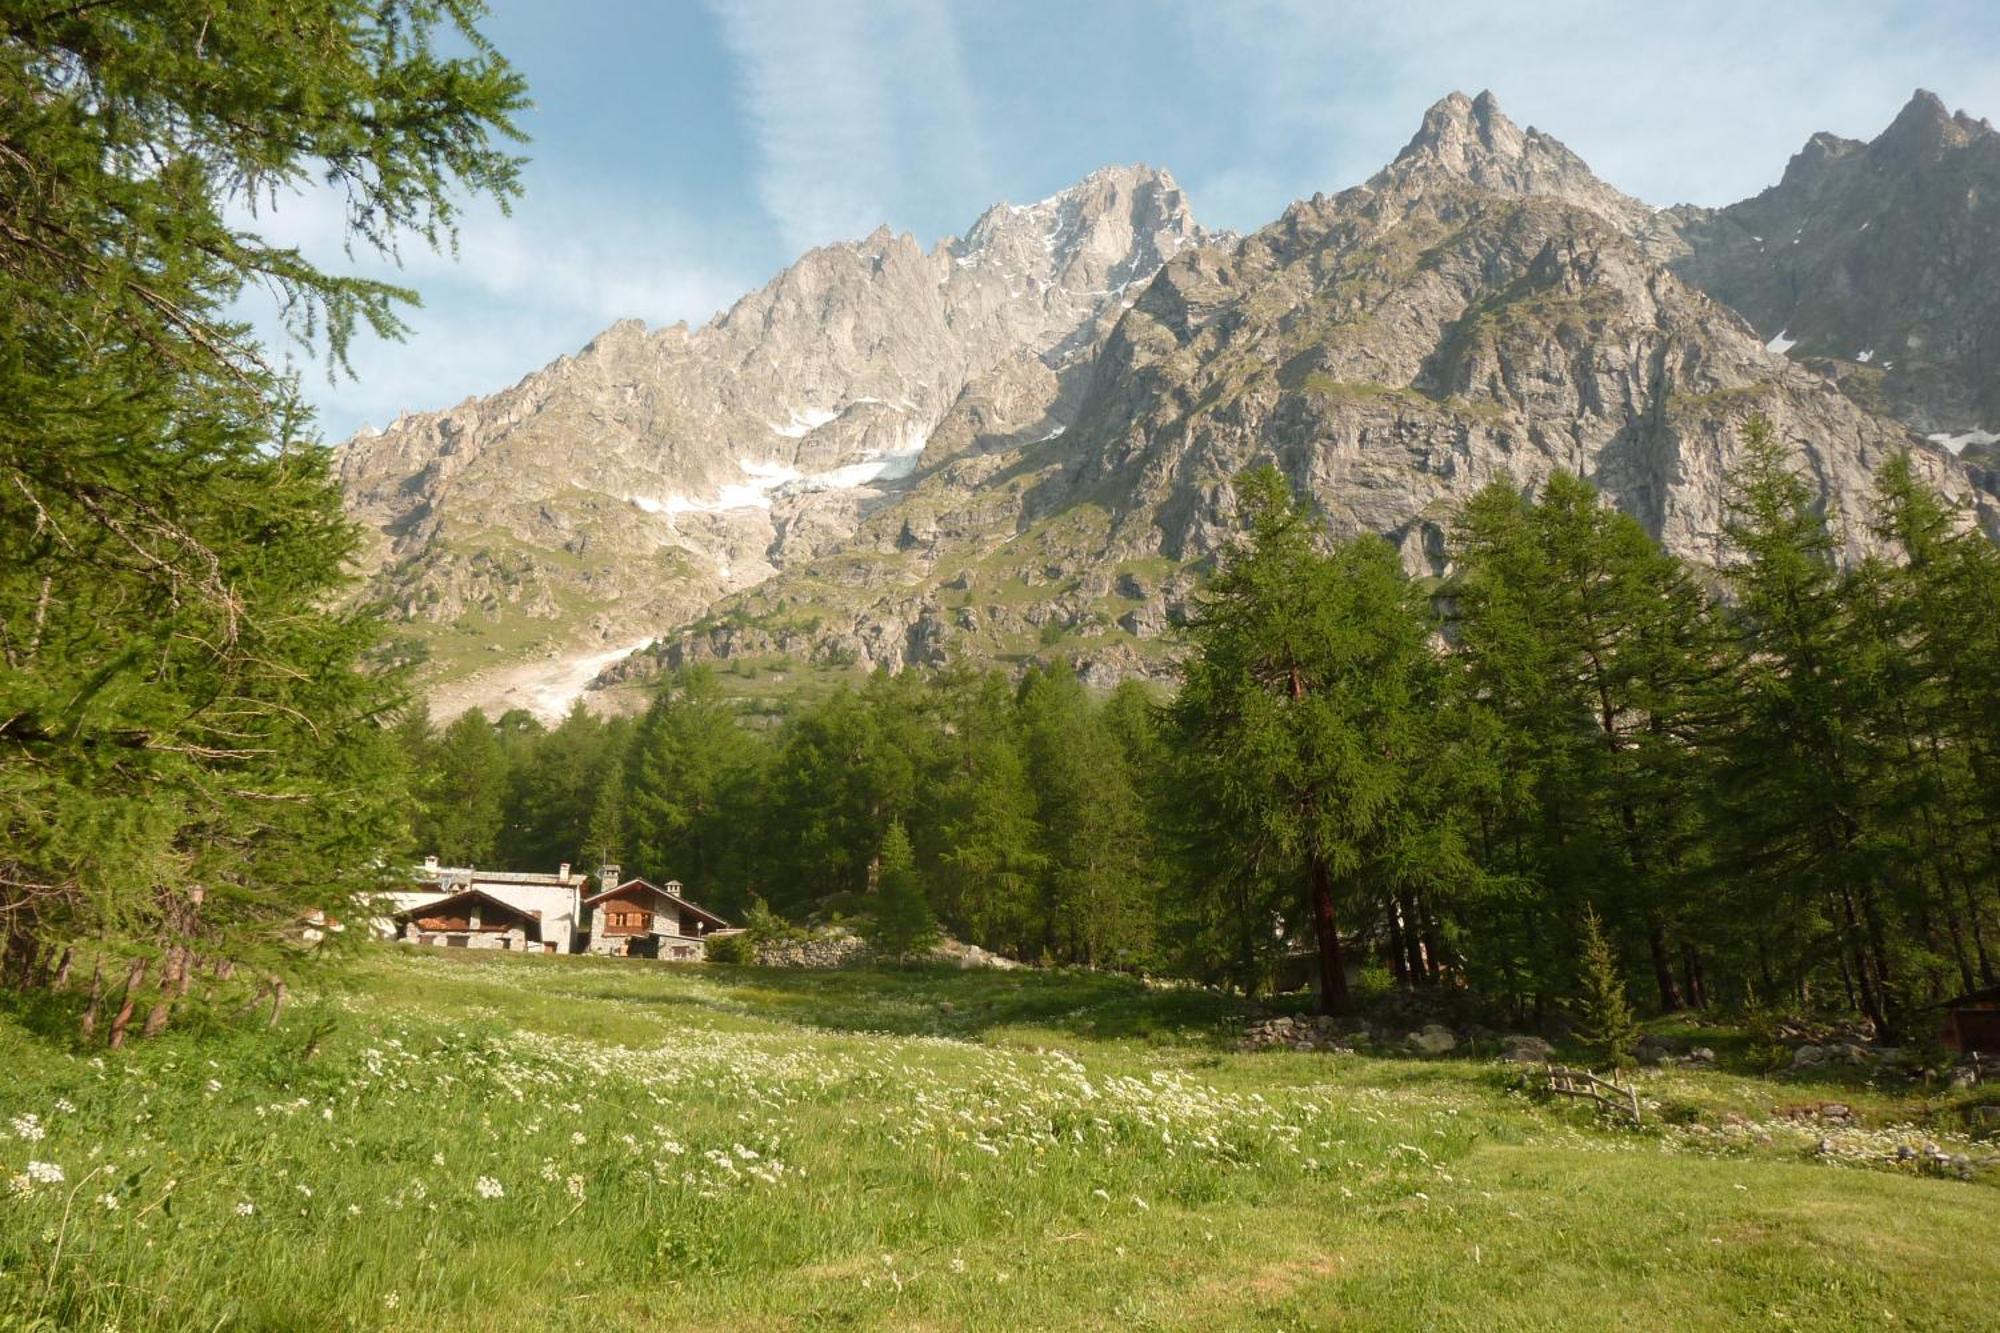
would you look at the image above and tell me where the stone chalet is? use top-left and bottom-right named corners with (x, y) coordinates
top-left (584, 869), bottom-right (731, 961)
top-left (375, 856), bottom-right (589, 954)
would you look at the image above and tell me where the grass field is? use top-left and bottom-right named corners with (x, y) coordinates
top-left (1, 949), bottom-right (1996, 1330)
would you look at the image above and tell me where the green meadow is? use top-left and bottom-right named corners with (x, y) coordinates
top-left (1, 949), bottom-right (1995, 1331)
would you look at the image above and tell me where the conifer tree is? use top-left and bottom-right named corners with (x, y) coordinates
top-left (866, 821), bottom-right (937, 964)
top-left (624, 668), bottom-right (760, 906)
top-left (0, 2), bottom-right (525, 1033)
top-left (1169, 467), bottom-right (1448, 1014)
top-left (1575, 907), bottom-right (1642, 1069)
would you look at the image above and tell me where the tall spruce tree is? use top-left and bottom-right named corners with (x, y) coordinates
top-left (865, 820), bottom-right (938, 963)
top-left (1169, 467), bottom-right (1447, 1013)
top-left (1449, 472), bottom-right (1724, 1012)
top-left (624, 668), bottom-right (761, 909)
top-left (0, 2), bottom-right (525, 1032)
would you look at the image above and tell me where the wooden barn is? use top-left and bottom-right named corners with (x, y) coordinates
top-left (1943, 984), bottom-right (2000, 1055)
top-left (394, 888), bottom-right (549, 952)
top-left (583, 875), bottom-right (729, 961)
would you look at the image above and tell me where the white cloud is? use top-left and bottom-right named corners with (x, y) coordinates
top-left (234, 184), bottom-right (754, 440)
top-left (703, 0), bottom-right (991, 253)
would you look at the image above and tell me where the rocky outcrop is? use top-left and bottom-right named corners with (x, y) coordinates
top-left (342, 91), bottom-right (2000, 712)
top-left (653, 92), bottom-right (1990, 686)
top-left (335, 166), bottom-right (1209, 714)
top-left (1670, 90), bottom-right (2000, 441)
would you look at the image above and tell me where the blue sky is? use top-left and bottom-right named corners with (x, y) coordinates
top-left (262, 0), bottom-right (2000, 441)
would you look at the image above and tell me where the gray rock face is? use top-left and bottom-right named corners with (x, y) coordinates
top-left (1669, 90), bottom-right (2000, 441)
top-left (334, 166), bottom-right (1208, 713)
top-left (342, 91), bottom-right (1998, 712)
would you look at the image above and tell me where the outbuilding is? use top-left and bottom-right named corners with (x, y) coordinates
top-left (1943, 984), bottom-right (2000, 1055)
top-left (394, 888), bottom-right (547, 952)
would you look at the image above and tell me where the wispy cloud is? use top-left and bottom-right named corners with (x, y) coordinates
top-left (704, 0), bottom-right (990, 253)
top-left (1177, 0), bottom-right (2000, 217)
top-left (236, 183), bottom-right (755, 439)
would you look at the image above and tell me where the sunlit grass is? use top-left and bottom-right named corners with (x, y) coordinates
top-left (0, 948), bottom-right (1994, 1330)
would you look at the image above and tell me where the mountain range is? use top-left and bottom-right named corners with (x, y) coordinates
top-left (334, 89), bottom-right (2000, 718)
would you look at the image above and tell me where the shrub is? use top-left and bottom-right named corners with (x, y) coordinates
top-left (704, 933), bottom-right (754, 966)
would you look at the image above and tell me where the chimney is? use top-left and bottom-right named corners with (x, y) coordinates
top-left (559, 862), bottom-right (571, 882)
top-left (422, 854), bottom-right (439, 875)
top-left (598, 864), bottom-right (621, 888)
top-left (665, 880), bottom-right (683, 898)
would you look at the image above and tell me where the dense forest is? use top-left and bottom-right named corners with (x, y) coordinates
top-left (398, 424), bottom-right (2000, 1040)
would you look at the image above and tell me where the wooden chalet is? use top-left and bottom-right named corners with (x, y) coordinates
top-left (583, 876), bottom-right (729, 961)
top-left (394, 888), bottom-right (548, 952)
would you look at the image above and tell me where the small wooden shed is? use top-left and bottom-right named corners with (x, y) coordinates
top-left (1943, 984), bottom-right (2000, 1055)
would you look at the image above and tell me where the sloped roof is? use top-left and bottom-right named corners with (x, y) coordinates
top-left (395, 887), bottom-right (544, 929)
top-left (583, 877), bottom-right (730, 928)
top-left (413, 863), bottom-right (584, 890)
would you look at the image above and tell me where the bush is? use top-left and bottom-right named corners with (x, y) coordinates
top-left (704, 933), bottom-right (753, 966)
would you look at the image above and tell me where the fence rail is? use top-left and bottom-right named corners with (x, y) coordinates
top-left (1545, 1064), bottom-right (1642, 1124)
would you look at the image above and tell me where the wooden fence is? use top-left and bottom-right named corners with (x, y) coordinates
top-left (1544, 1064), bottom-right (1642, 1124)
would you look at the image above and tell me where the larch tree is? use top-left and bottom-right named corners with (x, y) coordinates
top-left (0, 1), bottom-right (526, 1035)
top-left (1169, 466), bottom-right (1444, 1015)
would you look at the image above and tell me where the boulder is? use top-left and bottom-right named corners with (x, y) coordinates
top-left (1636, 1033), bottom-right (1685, 1066)
top-left (1407, 1024), bottom-right (1458, 1056)
top-left (1791, 1044), bottom-right (1828, 1068)
top-left (1499, 1034), bottom-right (1555, 1063)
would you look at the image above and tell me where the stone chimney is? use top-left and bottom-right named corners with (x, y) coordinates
top-left (665, 880), bottom-right (683, 898)
top-left (597, 864), bottom-right (621, 889)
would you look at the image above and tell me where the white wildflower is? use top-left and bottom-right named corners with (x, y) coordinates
top-left (10, 1114), bottom-right (44, 1142)
top-left (25, 1160), bottom-right (63, 1185)
top-left (235, 1201), bottom-right (256, 1217)
top-left (96, 1193), bottom-right (119, 1211)
top-left (474, 1175), bottom-right (505, 1201)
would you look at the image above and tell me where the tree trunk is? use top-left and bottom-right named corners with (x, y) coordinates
top-left (51, 947), bottom-right (72, 991)
top-left (78, 957), bottom-right (104, 1039)
top-left (1308, 852), bottom-right (1350, 1016)
top-left (141, 948), bottom-right (183, 1038)
top-left (1399, 892), bottom-right (1426, 984)
top-left (1679, 943), bottom-right (1707, 1010)
top-left (1383, 893), bottom-right (1409, 986)
top-left (106, 957), bottom-right (148, 1051)
top-left (1838, 886), bottom-right (1889, 1035)
top-left (267, 979), bottom-right (287, 1029)
top-left (1648, 924), bottom-right (1684, 1012)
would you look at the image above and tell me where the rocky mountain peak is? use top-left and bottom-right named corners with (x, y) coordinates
top-left (1876, 88), bottom-right (1994, 156)
top-left (956, 164), bottom-right (1202, 291)
top-left (1372, 90), bottom-right (1662, 243)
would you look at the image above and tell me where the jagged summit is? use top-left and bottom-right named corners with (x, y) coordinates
top-left (1371, 90), bottom-right (1663, 243)
top-left (1669, 87), bottom-right (2000, 436)
top-left (333, 161), bottom-right (1210, 718)
top-left (1876, 87), bottom-right (1995, 153)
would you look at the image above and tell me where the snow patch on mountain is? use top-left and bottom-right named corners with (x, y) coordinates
top-left (1927, 427), bottom-right (2000, 454)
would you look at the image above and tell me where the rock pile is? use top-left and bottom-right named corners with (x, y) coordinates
top-left (754, 931), bottom-right (868, 969)
top-left (1238, 1015), bottom-right (1359, 1054)
top-left (1636, 1034), bottom-right (1718, 1068)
